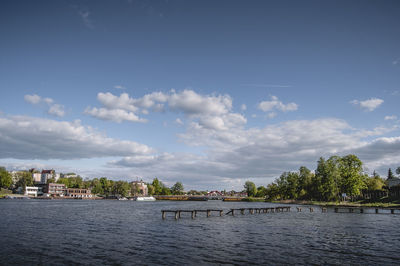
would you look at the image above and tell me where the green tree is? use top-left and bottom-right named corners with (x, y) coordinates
top-left (315, 157), bottom-right (340, 201)
top-left (91, 178), bottom-right (104, 195)
top-left (256, 186), bottom-right (267, 197)
top-left (0, 167), bottom-right (12, 189)
top-left (244, 181), bottom-right (257, 197)
top-left (161, 186), bottom-right (172, 195)
top-left (99, 177), bottom-right (111, 195)
top-left (147, 184), bottom-right (155, 195)
top-left (112, 181), bottom-right (130, 197)
top-left (396, 167), bottom-right (400, 176)
top-left (388, 168), bottom-right (394, 179)
top-left (366, 175), bottom-right (385, 190)
top-left (152, 178), bottom-right (163, 195)
top-left (265, 183), bottom-right (280, 200)
top-left (16, 171), bottom-right (34, 192)
top-left (339, 154), bottom-right (367, 198)
top-left (171, 182), bottom-right (184, 195)
top-left (298, 166), bottom-right (314, 199)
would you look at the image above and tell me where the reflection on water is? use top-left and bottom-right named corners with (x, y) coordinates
top-left (1, 200), bottom-right (400, 265)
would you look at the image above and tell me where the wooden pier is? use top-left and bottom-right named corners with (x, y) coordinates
top-left (225, 206), bottom-right (291, 216)
top-left (162, 209), bottom-right (224, 220)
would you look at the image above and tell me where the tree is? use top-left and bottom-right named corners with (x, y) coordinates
top-left (0, 167), bottom-right (12, 189)
top-left (366, 175), bottom-right (385, 190)
top-left (171, 182), bottom-right (184, 195)
top-left (396, 167), bottom-right (400, 176)
top-left (256, 186), bottom-right (267, 197)
top-left (147, 184), bottom-right (155, 195)
top-left (338, 154), bottom-right (366, 198)
top-left (15, 171), bottom-right (34, 192)
top-left (161, 186), bottom-right (172, 195)
top-left (244, 181), bottom-right (257, 197)
top-left (112, 181), bottom-right (130, 197)
top-left (265, 183), bottom-right (280, 200)
top-left (388, 168), bottom-right (395, 179)
top-left (152, 178), bottom-right (163, 195)
top-left (91, 178), bottom-right (104, 195)
top-left (315, 157), bottom-right (340, 201)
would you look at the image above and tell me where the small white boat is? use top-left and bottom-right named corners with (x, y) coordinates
top-left (133, 196), bottom-right (156, 201)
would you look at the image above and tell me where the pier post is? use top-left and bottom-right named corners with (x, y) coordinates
top-left (194, 210), bottom-right (197, 217)
top-left (175, 211), bottom-right (179, 220)
top-left (334, 208), bottom-right (338, 213)
top-left (349, 208), bottom-right (354, 213)
top-left (297, 207), bottom-right (301, 212)
top-left (207, 210), bottom-right (211, 217)
top-left (219, 210), bottom-right (223, 216)
top-left (310, 207), bottom-right (314, 212)
top-left (232, 209), bottom-right (235, 216)
top-left (162, 211), bottom-right (166, 219)
top-left (322, 207), bottom-right (327, 213)
top-left (191, 211), bottom-right (195, 219)
top-left (375, 209), bottom-right (379, 214)
top-left (250, 209), bottom-right (254, 214)
top-left (360, 209), bottom-right (364, 214)
top-left (241, 209), bottom-right (245, 215)
top-left (391, 209), bottom-right (395, 214)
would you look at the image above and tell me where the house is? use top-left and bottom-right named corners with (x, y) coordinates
top-left (130, 180), bottom-right (148, 196)
top-left (43, 183), bottom-right (66, 197)
top-left (29, 168), bottom-right (42, 183)
top-left (41, 170), bottom-right (55, 184)
top-left (24, 186), bottom-right (39, 197)
top-left (65, 188), bottom-right (93, 198)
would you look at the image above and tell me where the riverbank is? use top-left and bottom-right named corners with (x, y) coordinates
top-left (269, 199), bottom-right (400, 208)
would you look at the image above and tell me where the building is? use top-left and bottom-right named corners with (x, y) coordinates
top-left (130, 180), bottom-right (148, 196)
top-left (24, 186), bottom-right (39, 197)
top-left (43, 183), bottom-right (66, 197)
top-left (65, 188), bottom-right (93, 198)
top-left (41, 170), bottom-right (55, 184)
top-left (29, 168), bottom-right (42, 183)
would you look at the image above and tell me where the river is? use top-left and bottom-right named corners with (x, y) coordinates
top-left (0, 199), bottom-right (399, 265)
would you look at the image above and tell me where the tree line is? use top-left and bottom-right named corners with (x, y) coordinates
top-left (245, 155), bottom-right (398, 201)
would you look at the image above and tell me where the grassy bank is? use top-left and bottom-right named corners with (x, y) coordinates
top-left (269, 199), bottom-right (400, 208)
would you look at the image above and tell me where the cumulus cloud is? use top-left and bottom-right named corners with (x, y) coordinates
top-left (85, 90), bottom-right (239, 126)
top-left (241, 104), bottom-right (247, 111)
top-left (24, 94), bottom-right (65, 117)
top-left (350, 98), bottom-right (384, 112)
top-left (109, 116), bottom-right (400, 188)
top-left (0, 115), bottom-right (153, 160)
top-left (24, 94), bottom-right (41, 104)
top-left (84, 107), bottom-right (147, 123)
top-left (258, 96), bottom-right (298, 113)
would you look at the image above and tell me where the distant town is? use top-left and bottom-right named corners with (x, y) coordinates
top-left (1, 154), bottom-right (400, 204)
top-left (0, 167), bottom-right (247, 200)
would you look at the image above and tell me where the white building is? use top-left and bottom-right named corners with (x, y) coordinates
top-left (388, 178), bottom-right (400, 188)
top-left (24, 186), bottom-right (39, 197)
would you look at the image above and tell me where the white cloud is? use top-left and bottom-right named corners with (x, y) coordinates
top-left (0, 115), bottom-right (153, 160)
top-left (24, 94), bottom-right (41, 104)
top-left (109, 116), bottom-right (400, 189)
top-left (385, 115), bottom-right (397, 121)
top-left (24, 94), bottom-right (65, 117)
top-left (351, 98), bottom-right (384, 112)
top-left (174, 118), bottom-right (184, 125)
top-left (84, 107), bottom-right (147, 123)
top-left (241, 104), bottom-right (247, 111)
top-left (267, 112), bottom-right (277, 119)
top-left (258, 95), bottom-right (298, 113)
top-left (48, 104), bottom-right (65, 117)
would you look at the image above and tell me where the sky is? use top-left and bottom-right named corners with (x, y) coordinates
top-left (0, 0), bottom-right (399, 190)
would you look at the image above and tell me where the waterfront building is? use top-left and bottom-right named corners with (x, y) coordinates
top-left (65, 188), bottom-right (93, 198)
top-left (43, 183), bottom-right (66, 197)
top-left (130, 180), bottom-right (148, 196)
top-left (24, 186), bottom-right (39, 197)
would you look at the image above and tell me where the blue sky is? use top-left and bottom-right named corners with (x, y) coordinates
top-left (0, 0), bottom-right (399, 190)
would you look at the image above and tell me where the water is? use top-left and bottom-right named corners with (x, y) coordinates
top-left (1, 200), bottom-right (400, 265)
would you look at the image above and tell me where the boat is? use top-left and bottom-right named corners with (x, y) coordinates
top-left (133, 196), bottom-right (156, 201)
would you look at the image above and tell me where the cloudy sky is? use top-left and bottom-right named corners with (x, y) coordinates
top-left (1, 0), bottom-right (399, 190)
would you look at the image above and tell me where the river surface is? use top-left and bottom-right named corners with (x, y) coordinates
top-left (1, 200), bottom-right (400, 265)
